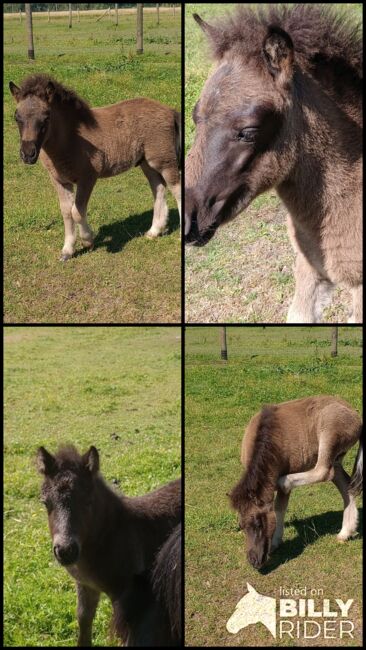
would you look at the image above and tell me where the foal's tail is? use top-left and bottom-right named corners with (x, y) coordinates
top-left (174, 111), bottom-right (182, 171)
top-left (350, 428), bottom-right (363, 497)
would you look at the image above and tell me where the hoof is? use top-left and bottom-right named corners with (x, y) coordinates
top-left (60, 253), bottom-right (73, 262)
top-left (145, 229), bottom-right (160, 239)
top-left (82, 239), bottom-right (94, 251)
top-left (277, 477), bottom-right (290, 494)
top-left (337, 531), bottom-right (358, 542)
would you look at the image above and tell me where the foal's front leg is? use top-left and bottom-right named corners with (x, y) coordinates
top-left (349, 286), bottom-right (363, 323)
top-left (286, 251), bottom-right (334, 323)
top-left (50, 178), bottom-right (77, 261)
top-left (76, 583), bottom-right (100, 647)
top-left (271, 488), bottom-right (290, 550)
top-left (72, 178), bottom-right (97, 253)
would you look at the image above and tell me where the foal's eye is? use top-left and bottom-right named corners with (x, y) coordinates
top-left (236, 128), bottom-right (257, 143)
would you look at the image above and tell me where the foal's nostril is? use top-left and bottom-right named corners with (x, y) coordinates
top-left (54, 541), bottom-right (79, 566)
top-left (20, 143), bottom-right (38, 164)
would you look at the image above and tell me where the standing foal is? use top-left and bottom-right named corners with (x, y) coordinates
top-left (11, 74), bottom-right (181, 260)
top-left (37, 445), bottom-right (181, 646)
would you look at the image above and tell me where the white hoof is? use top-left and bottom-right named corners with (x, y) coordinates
top-left (60, 252), bottom-right (73, 262)
top-left (82, 239), bottom-right (94, 251)
top-left (277, 477), bottom-right (290, 494)
top-left (145, 228), bottom-right (160, 239)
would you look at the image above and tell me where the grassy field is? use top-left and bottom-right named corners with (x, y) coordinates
top-left (4, 8), bottom-right (181, 323)
top-left (185, 326), bottom-right (363, 647)
top-left (4, 326), bottom-right (181, 647)
top-left (185, 3), bottom-right (362, 323)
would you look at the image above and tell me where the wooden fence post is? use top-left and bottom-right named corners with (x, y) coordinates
top-left (220, 327), bottom-right (228, 361)
top-left (331, 327), bottom-right (338, 357)
top-left (25, 4), bottom-right (35, 59)
top-left (136, 4), bottom-right (143, 54)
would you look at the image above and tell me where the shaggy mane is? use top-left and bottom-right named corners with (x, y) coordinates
top-left (17, 74), bottom-right (95, 124)
top-left (230, 406), bottom-right (281, 512)
top-left (202, 4), bottom-right (362, 87)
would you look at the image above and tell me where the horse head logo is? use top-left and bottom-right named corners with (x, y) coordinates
top-left (226, 583), bottom-right (276, 638)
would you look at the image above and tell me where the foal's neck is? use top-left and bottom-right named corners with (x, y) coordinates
top-left (43, 104), bottom-right (81, 156)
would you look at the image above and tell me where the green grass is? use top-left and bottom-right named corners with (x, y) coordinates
top-left (4, 9), bottom-right (181, 323)
top-left (185, 4), bottom-right (361, 323)
top-left (4, 326), bottom-right (181, 647)
top-left (185, 326), bottom-right (363, 647)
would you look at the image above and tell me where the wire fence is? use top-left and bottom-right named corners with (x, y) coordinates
top-left (185, 326), bottom-right (363, 363)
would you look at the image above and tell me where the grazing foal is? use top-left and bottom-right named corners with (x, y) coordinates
top-left (11, 74), bottom-right (181, 260)
top-left (37, 445), bottom-right (181, 646)
top-left (230, 396), bottom-right (362, 569)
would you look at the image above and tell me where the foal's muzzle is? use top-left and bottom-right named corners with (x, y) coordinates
top-left (20, 142), bottom-right (39, 165)
top-left (54, 541), bottom-right (80, 566)
top-left (247, 549), bottom-right (266, 570)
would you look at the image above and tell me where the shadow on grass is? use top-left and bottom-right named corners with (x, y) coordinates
top-left (92, 208), bottom-right (180, 255)
top-left (259, 507), bottom-right (363, 575)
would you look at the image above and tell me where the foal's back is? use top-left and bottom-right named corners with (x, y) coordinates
top-left (242, 396), bottom-right (361, 474)
top-left (82, 98), bottom-right (179, 177)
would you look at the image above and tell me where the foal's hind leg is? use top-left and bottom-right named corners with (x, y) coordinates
top-left (332, 464), bottom-right (359, 541)
top-left (272, 488), bottom-right (290, 550)
top-left (161, 166), bottom-right (181, 230)
top-left (140, 160), bottom-right (169, 238)
top-left (278, 440), bottom-right (335, 494)
top-left (287, 251), bottom-right (334, 323)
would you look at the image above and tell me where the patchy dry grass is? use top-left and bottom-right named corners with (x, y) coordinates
top-left (184, 3), bottom-right (359, 324)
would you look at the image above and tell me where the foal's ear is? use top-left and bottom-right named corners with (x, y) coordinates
top-left (9, 81), bottom-right (21, 102)
top-left (83, 446), bottom-right (99, 474)
top-left (36, 446), bottom-right (57, 476)
top-left (45, 81), bottom-right (55, 104)
top-left (193, 13), bottom-right (219, 40)
top-left (262, 26), bottom-right (294, 85)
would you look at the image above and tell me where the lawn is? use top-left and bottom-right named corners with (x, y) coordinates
top-left (4, 7), bottom-right (181, 323)
top-left (184, 3), bottom-right (362, 323)
top-left (185, 325), bottom-right (363, 646)
top-left (4, 325), bottom-right (181, 647)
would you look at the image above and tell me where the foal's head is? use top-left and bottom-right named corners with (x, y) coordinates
top-left (231, 492), bottom-right (276, 570)
top-left (185, 12), bottom-right (294, 244)
top-left (37, 445), bottom-right (99, 566)
top-left (9, 80), bottom-right (55, 164)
